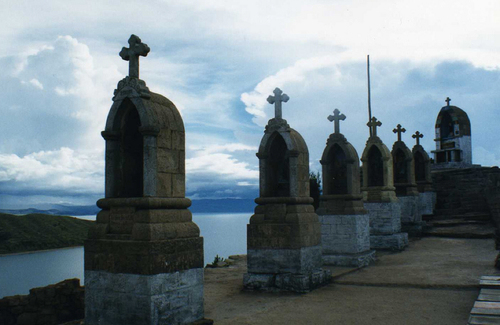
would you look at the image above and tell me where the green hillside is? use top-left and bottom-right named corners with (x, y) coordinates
top-left (0, 213), bottom-right (94, 254)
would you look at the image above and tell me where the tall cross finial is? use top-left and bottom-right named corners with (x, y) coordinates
top-left (412, 131), bottom-right (424, 146)
top-left (119, 35), bottom-right (150, 79)
top-left (327, 109), bottom-right (346, 134)
top-left (367, 116), bottom-right (382, 137)
top-left (393, 124), bottom-right (406, 142)
top-left (445, 97), bottom-right (451, 106)
top-left (267, 87), bottom-right (289, 119)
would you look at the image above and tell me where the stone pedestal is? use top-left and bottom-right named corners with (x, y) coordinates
top-left (244, 197), bottom-right (331, 293)
top-left (364, 201), bottom-right (408, 251)
top-left (318, 214), bottom-right (375, 267)
top-left (419, 191), bottom-right (437, 216)
top-left (85, 269), bottom-right (203, 325)
top-left (85, 198), bottom-right (204, 325)
top-left (398, 195), bottom-right (424, 237)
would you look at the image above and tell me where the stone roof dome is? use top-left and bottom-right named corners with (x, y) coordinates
top-left (435, 105), bottom-right (471, 137)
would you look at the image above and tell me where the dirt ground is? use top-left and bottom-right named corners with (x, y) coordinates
top-left (204, 237), bottom-right (500, 324)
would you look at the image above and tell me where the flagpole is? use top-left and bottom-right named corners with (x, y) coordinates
top-left (367, 55), bottom-right (372, 137)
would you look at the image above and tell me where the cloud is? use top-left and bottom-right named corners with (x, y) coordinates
top-left (0, 147), bottom-right (103, 196)
top-left (2, 1), bottom-right (500, 208)
top-left (185, 143), bottom-right (259, 199)
top-left (241, 57), bottom-right (500, 172)
top-left (186, 143), bottom-right (258, 180)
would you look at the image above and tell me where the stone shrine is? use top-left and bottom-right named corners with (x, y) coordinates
top-left (361, 117), bottom-right (408, 250)
top-left (244, 88), bottom-right (330, 292)
top-left (84, 35), bottom-right (205, 324)
top-left (432, 97), bottom-right (473, 169)
top-left (317, 109), bottom-right (375, 267)
top-left (391, 124), bottom-right (422, 235)
top-left (412, 131), bottom-right (436, 216)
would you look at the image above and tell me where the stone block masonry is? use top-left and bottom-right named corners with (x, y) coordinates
top-left (0, 279), bottom-right (84, 325)
top-left (318, 214), bottom-right (375, 267)
top-left (365, 202), bottom-right (409, 250)
top-left (418, 191), bottom-right (436, 216)
top-left (398, 195), bottom-right (424, 237)
top-left (85, 269), bottom-right (203, 325)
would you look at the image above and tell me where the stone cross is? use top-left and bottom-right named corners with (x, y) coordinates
top-left (267, 88), bottom-right (289, 119)
top-left (445, 97), bottom-right (451, 106)
top-left (367, 117), bottom-right (382, 137)
top-left (412, 131), bottom-right (424, 146)
top-left (119, 35), bottom-right (150, 79)
top-left (327, 109), bottom-right (346, 134)
top-left (393, 124), bottom-right (406, 142)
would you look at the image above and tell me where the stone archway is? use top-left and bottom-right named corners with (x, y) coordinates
top-left (326, 144), bottom-right (347, 195)
top-left (119, 100), bottom-right (143, 198)
top-left (368, 146), bottom-right (384, 187)
top-left (393, 148), bottom-right (407, 186)
top-left (267, 133), bottom-right (290, 197)
top-left (414, 150), bottom-right (426, 182)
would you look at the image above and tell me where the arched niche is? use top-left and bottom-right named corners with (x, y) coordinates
top-left (412, 144), bottom-right (432, 192)
top-left (393, 148), bottom-right (407, 185)
top-left (326, 144), bottom-right (347, 195)
top-left (256, 122), bottom-right (310, 199)
top-left (414, 151), bottom-right (426, 182)
top-left (119, 100), bottom-right (144, 197)
top-left (320, 134), bottom-right (361, 197)
top-left (367, 146), bottom-right (384, 187)
top-left (391, 141), bottom-right (417, 196)
top-left (440, 111), bottom-right (454, 140)
top-left (266, 132), bottom-right (290, 197)
top-left (360, 137), bottom-right (396, 202)
top-left (102, 91), bottom-right (187, 199)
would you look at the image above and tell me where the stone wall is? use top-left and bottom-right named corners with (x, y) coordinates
top-left (0, 279), bottom-right (84, 325)
top-left (432, 167), bottom-right (499, 217)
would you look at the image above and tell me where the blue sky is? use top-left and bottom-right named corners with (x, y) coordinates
top-left (1, 0), bottom-right (500, 209)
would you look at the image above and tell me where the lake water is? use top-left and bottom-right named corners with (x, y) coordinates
top-left (0, 212), bottom-right (250, 298)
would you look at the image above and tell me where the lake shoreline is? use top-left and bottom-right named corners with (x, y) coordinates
top-left (0, 245), bottom-right (83, 257)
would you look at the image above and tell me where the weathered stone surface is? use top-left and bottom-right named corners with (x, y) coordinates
top-left (85, 237), bottom-right (203, 275)
top-left (361, 130), bottom-right (398, 203)
top-left (246, 89), bottom-right (326, 293)
top-left (86, 35), bottom-right (204, 324)
top-left (398, 195), bottom-right (422, 234)
top-left (322, 250), bottom-right (376, 267)
top-left (319, 214), bottom-right (370, 253)
top-left (365, 202), bottom-right (402, 235)
top-left (85, 268), bottom-right (203, 325)
top-left (392, 140), bottom-right (419, 197)
top-left (318, 214), bottom-right (374, 267)
top-left (243, 268), bottom-right (331, 293)
top-left (0, 279), bottom-right (84, 325)
top-left (365, 201), bottom-right (408, 250)
top-left (247, 245), bottom-right (323, 274)
top-left (370, 233), bottom-right (408, 251)
top-left (418, 191), bottom-right (436, 216)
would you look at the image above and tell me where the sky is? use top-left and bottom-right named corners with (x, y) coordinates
top-left (1, 0), bottom-right (500, 209)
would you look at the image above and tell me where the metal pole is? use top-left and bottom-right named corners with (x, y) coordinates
top-left (367, 55), bottom-right (372, 137)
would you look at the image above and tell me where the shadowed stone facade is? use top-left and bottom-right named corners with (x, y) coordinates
top-left (361, 117), bottom-right (408, 251)
top-left (391, 125), bottom-right (422, 236)
top-left (244, 88), bottom-right (330, 292)
top-left (84, 35), bottom-right (204, 325)
top-left (412, 131), bottom-right (436, 216)
top-left (317, 109), bottom-right (375, 267)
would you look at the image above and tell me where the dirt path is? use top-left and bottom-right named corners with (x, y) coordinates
top-left (204, 237), bottom-right (500, 324)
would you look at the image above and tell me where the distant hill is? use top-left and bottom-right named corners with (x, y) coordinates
top-left (0, 205), bottom-right (100, 216)
top-left (0, 213), bottom-right (94, 254)
top-left (189, 199), bottom-right (256, 213)
top-left (0, 199), bottom-right (255, 216)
